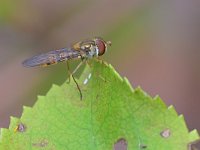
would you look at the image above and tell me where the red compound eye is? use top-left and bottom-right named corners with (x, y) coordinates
top-left (96, 38), bottom-right (106, 56)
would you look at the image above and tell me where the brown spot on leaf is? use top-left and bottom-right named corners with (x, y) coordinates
top-left (113, 138), bottom-right (127, 150)
top-left (14, 123), bottom-right (26, 133)
top-left (139, 144), bottom-right (147, 149)
top-left (32, 139), bottom-right (48, 148)
top-left (160, 128), bottom-right (171, 138)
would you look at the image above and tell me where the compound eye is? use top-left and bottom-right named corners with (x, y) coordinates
top-left (96, 39), bottom-right (106, 56)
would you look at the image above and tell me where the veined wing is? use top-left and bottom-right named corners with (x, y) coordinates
top-left (22, 48), bottom-right (81, 67)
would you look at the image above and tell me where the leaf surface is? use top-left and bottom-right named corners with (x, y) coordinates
top-left (0, 60), bottom-right (199, 150)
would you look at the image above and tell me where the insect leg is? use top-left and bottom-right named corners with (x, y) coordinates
top-left (66, 61), bottom-right (83, 100)
top-left (71, 73), bottom-right (83, 100)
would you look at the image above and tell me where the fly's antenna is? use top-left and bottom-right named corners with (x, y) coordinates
top-left (106, 41), bottom-right (112, 46)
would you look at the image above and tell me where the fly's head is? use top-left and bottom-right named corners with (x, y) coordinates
top-left (73, 37), bottom-right (111, 58)
top-left (94, 37), bottom-right (111, 57)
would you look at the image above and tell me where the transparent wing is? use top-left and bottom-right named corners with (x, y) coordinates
top-left (22, 48), bottom-right (81, 67)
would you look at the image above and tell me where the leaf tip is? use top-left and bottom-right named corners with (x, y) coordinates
top-left (52, 84), bottom-right (60, 89)
top-left (22, 106), bottom-right (32, 115)
top-left (153, 95), bottom-right (167, 108)
top-left (134, 86), bottom-right (149, 98)
top-left (23, 105), bottom-right (32, 111)
top-left (167, 105), bottom-right (178, 116)
top-left (108, 64), bottom-right (123, 81)
top-left (123, 77), bottom-right (134, 92)
top-left (189, 129), bottom-right (200, 142)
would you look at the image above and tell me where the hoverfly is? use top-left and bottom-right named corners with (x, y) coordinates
top-left (23, 37), bottom-right (111, 100)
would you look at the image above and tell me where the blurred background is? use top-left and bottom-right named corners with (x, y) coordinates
top-left (0, 0), bottom-right (199, 148)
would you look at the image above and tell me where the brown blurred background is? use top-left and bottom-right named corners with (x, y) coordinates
top-left (0, 0), bottom-right (199, 147)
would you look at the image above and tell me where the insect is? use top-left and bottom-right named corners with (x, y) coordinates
top-left (23, 37), bottom-right (111, 100)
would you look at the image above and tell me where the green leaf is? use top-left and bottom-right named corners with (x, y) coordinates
top-left (0, 60), bottom-right (199, 150)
